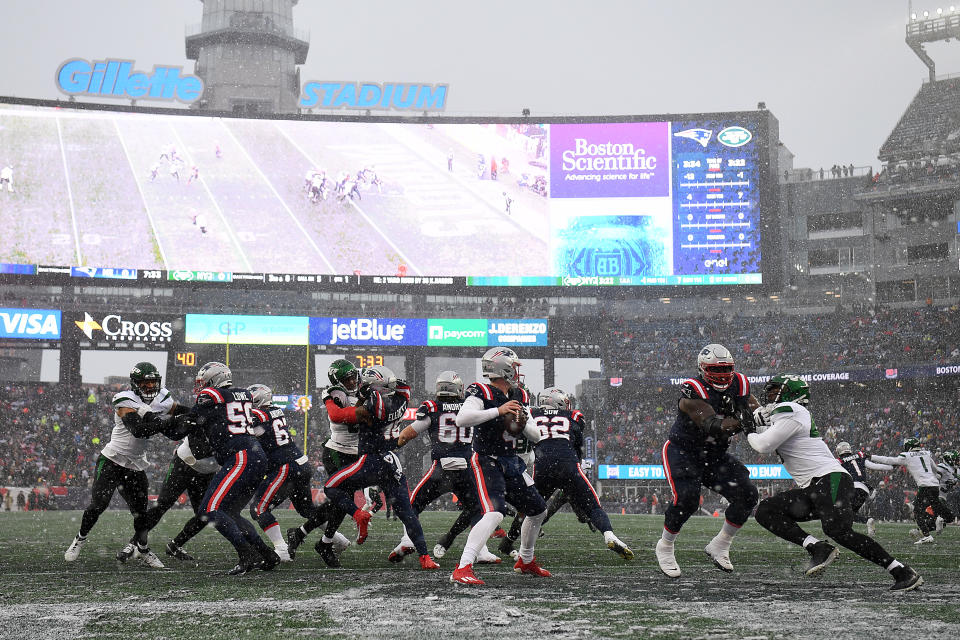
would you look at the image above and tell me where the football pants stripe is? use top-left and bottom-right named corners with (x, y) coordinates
top-left (470, 453), bottom-right (494, 513)
top-left (410, 460), bottom-right (437, 504)
top-left (255, 463), bottom-right (289, 516)
top-left (325, 454), bottom-right (367, 488)
top-left (661, 440), bottom-right (679, 506)
top-left (207, 450), bottom-right (247, 512)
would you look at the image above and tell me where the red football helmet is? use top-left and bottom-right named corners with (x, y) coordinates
top-left (697, 344), bottom-right (735, 391)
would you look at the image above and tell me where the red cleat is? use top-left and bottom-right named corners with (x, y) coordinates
top-left (419, 555), bottom-right (440, 570)
top-left (513, 556), bottom-right (552, 577)
top-left (492, 527), bottom-right (507, 538)
top-left (450, 563), bottom-right (485, 585)
top-left (388, 545), bottom-right (415, 563)
top-left (353, 509), bottom-right (372, 545)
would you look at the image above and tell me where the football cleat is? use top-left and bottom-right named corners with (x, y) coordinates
top-left (935, 516), bottom-right (945, 533)
top-left (331, 532), bottom-right (351, 554)
top-left (276, 546), bottom-right (293, 563)
top-left (497, 536), bottom-right (515, 555)
top-left (388, 544), bottom-right (415, 563)
top-left (138, 548), bottom-right (166, 569)
top-left (116, 542), bottom-right (140, 564)
top-left (419, 555), bottom-right (440, 570)
top-left (450, 564), bottom-right (484, 585)
top-left (228, 546), bottom-right (263, 576)
top-left (607, 536), bottom-right (635, 561)
top-left (258, 547), bottom-right (281, 571)
top-left (477, 546), bottom-right (503, 564)
top-left (513, 556), bottom-right (552, 577)
top-left (165, 541), bottom-right (196, 563)
top-left (492, 527), bottom-right (507, 539)
top-left (866, 518), bottom-right (876, 537)
top-left (704, 538), bottom-right (734, 573)
top-left (914, 535), bottom-right (935, 545)
top-left (890, 566), bottom-right (924, 592)
top-left (433, 543), bottom-right (447, 559)
top-left (353, 509), bottom-right (372, 545)
top-left (804, 541), bottom-right (838, 577)
top-left (509, 549), bottom-right (520, 561)
top-left (655, 540), bottom-right (681, 578)
top-left (286, 527), bottom-right (306, 558)
top-left (315, 541), bottom-right (342, 568)
top-left (64, 535), bottom-right (87, 562)
top-left (908, 528), bottom-right (921, 539)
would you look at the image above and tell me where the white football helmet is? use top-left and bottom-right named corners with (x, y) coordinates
top-left (194, 361), bottom-right (232, 396)
top-left (835, 441), bottom-right (852, 456)
top-left (359, 365), bottom-right (398, 397)
top-left (247, 384), bottom-right (273, 408)
top-left (481, 347), bottom-right (522, 388)
top-left (697, 344), bottom-right (735, 391)
top-left (435, 370), bottom-right (464, 400)
top-left (537, 387), bottom-right (570, 410)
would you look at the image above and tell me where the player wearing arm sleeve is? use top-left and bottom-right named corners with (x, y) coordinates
top-left (872, 439), bottom-right (955, 542)
top-left (656, 344), bottom-right (759, 579)
top-left (749, 375), bottom-right (923, 592)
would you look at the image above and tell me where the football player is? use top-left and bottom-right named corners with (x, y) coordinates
top-left (834, 441), bottom-right (892, 536)
top-left (247, 384), bottom-right (318, 562)
top-left (938, 450), bottom-right (960, 520)
top-left (656, 344), bottom-right (759, 578)
top-left (286, 359), bottom-right (363, 558)
top-left (750, 375), bottom-right (924, 592)
top-left (871, 438), bottom-right (955, 543)
top-left (64, 362), bottom-right (184, 568)
top-left (451, 348), bottom-right (550, 585)
top-left (321, 366), bottom-right (439, 570)
top-left (134, 426), bottom-right (219, 563)
top-left (390, 371), bottom-right (500, 564)
top-left (528, 387), bottom-right (633, 560)
top-left (183, 362), bottom-right (281, 575)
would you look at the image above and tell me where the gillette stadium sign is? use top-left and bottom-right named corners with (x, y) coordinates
top-left (56, 58), bottom-right (203, 103)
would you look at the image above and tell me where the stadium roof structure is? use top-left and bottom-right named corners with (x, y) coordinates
top-left (905, 10), bottom-right (960, 82)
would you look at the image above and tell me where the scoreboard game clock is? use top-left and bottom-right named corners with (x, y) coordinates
top-left (352, 354), bottom-right (384, 368)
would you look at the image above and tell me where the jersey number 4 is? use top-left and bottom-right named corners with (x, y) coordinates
top-left (437, 413), bottom-right (472, 444)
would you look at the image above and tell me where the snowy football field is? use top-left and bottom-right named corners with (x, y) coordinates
top-left (1, 511), bottom-right (957, 639)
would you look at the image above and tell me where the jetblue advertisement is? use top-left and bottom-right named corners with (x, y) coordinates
top-left (0, 308), bottom-right (62, 340)
top-left (309, 317), bottom-right (548, 347)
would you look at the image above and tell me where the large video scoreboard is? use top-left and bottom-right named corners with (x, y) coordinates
top-left (0, 99), bottom-right (780, 291)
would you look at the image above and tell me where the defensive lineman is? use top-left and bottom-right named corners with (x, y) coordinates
top-left (872, 439), bottom-right (955, 543)
top-left (64, 362), bottom-right (183, 567)
top-left (750, 375), bottom-right (923, 592)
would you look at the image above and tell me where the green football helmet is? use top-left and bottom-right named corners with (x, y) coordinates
top-left (328, 358), bottom-right (359, 392)
top-left (943, 450), bottom-right (959, 466)
top-left (763, 374), bottom-right (810, 406)
top-left (130, 361), bottom-right (162, 401)
top-left (903, 437), bottom-right (921, 451)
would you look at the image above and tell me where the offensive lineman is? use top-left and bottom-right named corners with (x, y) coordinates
top-left (656, 344), bottom-right (759, 578)
top-left (248, 384), bottom-right (317, 561)
top-left (750, 375), bottom-right (924, 591)
top-left (390, 371), bottom-right (500, 565)
top-left (872, 438), bottom-right (955, 544)
top-left (321, 366), bottom-right (439, 570)
top-left (451, 348), bottom-right (551, 585)
top-left (64, 362), bottom-right (183, 567)
top-left (528, 387), bottom-right (633, 560)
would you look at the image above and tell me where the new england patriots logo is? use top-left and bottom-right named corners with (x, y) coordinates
top-left (673, 128), bottom-right (713, 148)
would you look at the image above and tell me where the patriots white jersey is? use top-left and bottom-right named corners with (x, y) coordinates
top-left (747, 401), bottom-right (846, 488)
top-left (324, 386), bottom-right (360, 455)
top-left (101, 388), bottom-right (175, 471)
top-left (936, 461), bottom-right (956, 495)
top-left (871, 450), bottom-right (940, 488)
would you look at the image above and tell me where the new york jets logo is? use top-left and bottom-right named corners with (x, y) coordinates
top-left (717, 126), bottom-right (752, 148)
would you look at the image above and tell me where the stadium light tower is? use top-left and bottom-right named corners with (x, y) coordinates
top-left (185, 0), bottom-right (310, 114)
top-left (905, 8), bottom-right (960, 81)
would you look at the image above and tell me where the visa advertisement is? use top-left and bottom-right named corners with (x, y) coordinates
top-left (598, 464), bottom-right (792, 481)
top-left (0, 308), bottom-right (62, 340)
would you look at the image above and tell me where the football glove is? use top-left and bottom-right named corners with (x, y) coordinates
top-left (752, 405), bottom-right (771, 431)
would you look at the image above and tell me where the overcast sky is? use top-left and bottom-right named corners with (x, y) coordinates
top-left (2, 0), bottom-right (959, 172)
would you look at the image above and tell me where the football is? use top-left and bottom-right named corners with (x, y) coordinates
top-left (504, 410), bottom-right (526, 435)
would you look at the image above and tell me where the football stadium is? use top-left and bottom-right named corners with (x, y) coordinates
top-left (1, 3), bottom-right (960, 639)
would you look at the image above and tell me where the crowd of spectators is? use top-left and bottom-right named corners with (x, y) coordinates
top-left (867, 156), bottom-right (960, 191)
top-left (605, 304), bottom-right (960, 374)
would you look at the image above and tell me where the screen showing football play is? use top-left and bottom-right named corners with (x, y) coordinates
top-left (0, 102), bottom-right (773, 287)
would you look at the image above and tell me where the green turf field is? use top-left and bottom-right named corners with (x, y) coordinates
top-left (0, 510), bottom-right (957, 639)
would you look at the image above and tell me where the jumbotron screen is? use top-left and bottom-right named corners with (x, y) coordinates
top-left (0, 101), bottom-right (777, 288)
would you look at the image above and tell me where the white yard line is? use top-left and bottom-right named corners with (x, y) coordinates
top-left (168, 124), bottom-right (253, 272)
top-left (54, 117), bottom-right (83, 265)
top-left (273, 122), bottom-right (422, 275)
top-left (112, 120), bottom-right (169, 270)
top-left (219, 121), bottom-right (336, 273)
